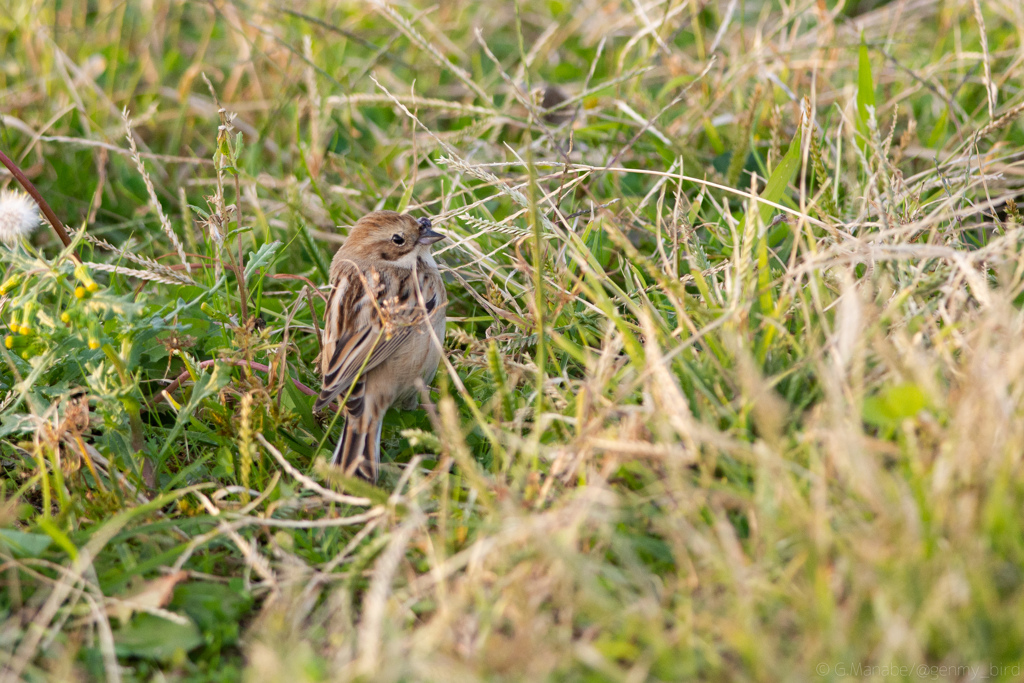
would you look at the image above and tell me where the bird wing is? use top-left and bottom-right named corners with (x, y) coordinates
top-left (315, 260), bottom-right (445, 411)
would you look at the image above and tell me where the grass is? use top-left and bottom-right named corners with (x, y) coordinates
top-left (2, 0), bottom-right (1024, 680)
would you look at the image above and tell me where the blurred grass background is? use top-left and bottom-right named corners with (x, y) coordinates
top-left (2, 0), bottom-right (1024, 680)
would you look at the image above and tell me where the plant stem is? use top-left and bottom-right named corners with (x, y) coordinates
top-left (0, 149), bottom-right (79, 261)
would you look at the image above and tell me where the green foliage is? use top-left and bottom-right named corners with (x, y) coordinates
top-left (114, 614), bottom-right (204, 662)
top-left (172, 581), bottom-right (254, 652)
top-left (863, 382), bottom-right (930, 428)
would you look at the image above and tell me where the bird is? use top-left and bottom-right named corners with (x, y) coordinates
top-left (315, 210), bottom-right (447, 482)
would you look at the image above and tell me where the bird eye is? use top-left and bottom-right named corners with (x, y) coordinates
top-left (391, 234), bottom-right (405, 246)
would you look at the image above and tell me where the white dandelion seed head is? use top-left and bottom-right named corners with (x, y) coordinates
top-left (0, 189), bottom-right (41, 246)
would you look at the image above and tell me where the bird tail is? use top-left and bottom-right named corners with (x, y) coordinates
top-left (332, 415), bottom-right (382, 482)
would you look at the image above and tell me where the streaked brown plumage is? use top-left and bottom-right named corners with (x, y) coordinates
top-left (316, 210), bottom-right (447, 482)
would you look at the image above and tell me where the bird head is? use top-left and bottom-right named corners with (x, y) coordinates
top-left (342, 210), bottom-right (444, 264)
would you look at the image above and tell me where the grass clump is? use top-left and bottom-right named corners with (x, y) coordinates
top-left (2, 0), bottom-right (1024, 680)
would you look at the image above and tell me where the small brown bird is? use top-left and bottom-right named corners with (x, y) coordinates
top-left (315, 210), bottom-right (447, 481)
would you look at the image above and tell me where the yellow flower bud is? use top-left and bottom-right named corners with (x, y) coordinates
top-left (0, 275), bottom-right (20, 296)
top-left (88, 339), bottom-right (100, 350)
top-left (20, 350), bottom-right (30, 360)
top-left (75, 286), bottom-right (86, 299)
top-left (60, 312), bottom-right (71, 324)
top-left (4, 335), bottom-right (12, 349)
top-left (18, 325), bottom-right (29, 336)
top-left (87, 282), bottom-right (99, 293)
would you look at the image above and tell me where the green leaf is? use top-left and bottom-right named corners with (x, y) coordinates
top-left (863, 383), bottom-right (928, 427)
top-left (688, 187), bottom-right (705, 225)
top-left (745, 125), bottom-right (803, 359)
top-left (594, 634), bottom-right (641, 660)
top-left (737, 124), bottom-right (802, 240)
top-left (114, 614), bottom-right (203, 661)
top-left (0, 528), bottom-right (52, 558)
top-left (284, 378), bottom-right (320, 436)
top-left (856, 40), bottom-right (876, 134)
top-left (243, 240), bottom-right (283, 284)
top-left (702, 118), bottom-right (725, 155)
top-left (927, 108), bottom-right (949, 149)
top-left (37, 518), bottom-right (77, 560)
top-left (396, 180), bottom-right (416, 213)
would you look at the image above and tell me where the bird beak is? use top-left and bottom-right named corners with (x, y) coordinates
top-left (416, 217), bottom-right (444, 245)
top-left (417, 229), bottom-right (444, 245)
